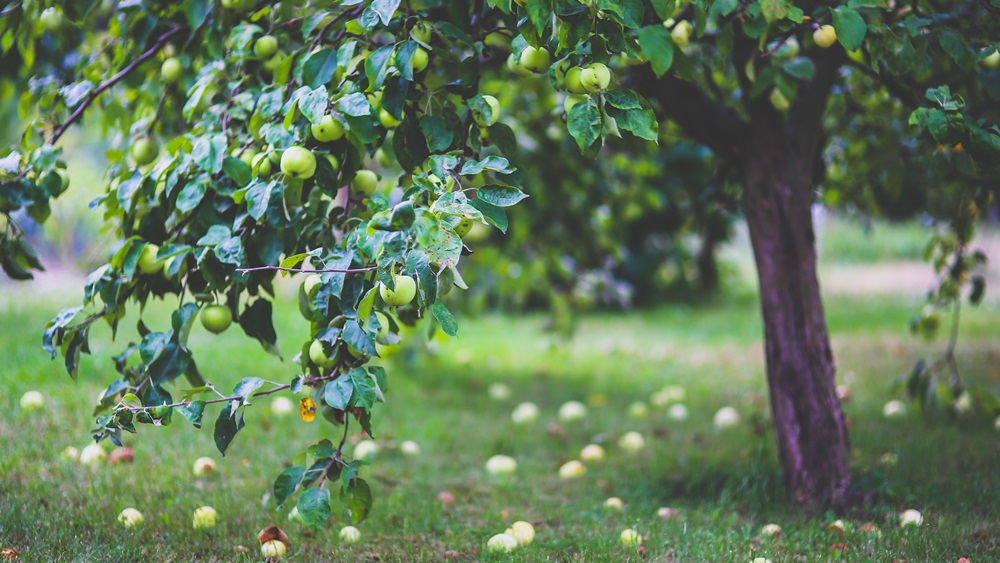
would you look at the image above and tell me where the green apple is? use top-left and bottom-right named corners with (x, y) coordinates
top-left (309, 339), bottom-right (336, 369)
top-left (260, 540), bottom-right (287, 560)
top-left (41, 7), bottom-right (64, 32)
top-left (982, 49), bottom-right (1000, 69)
top-left (581, 62), bottom-right (611, 93)
top-left (580, 443), bottom-right (605, 462)
top-left (235, 146), bottom-right (257, 168)
top-left (80, 443), bottom-right (107, 466)
top-left (311, 115), bottom-right (344, 142)
top-left (506, 521), bottom-right (535, 546)
top-left (19, 390), bottom-right (44, 411)
top-left (558, 460), bottom-right (586, 479)
top-left (485, 454), bottom-right (517, 475)
top-left (604, 497), bottom-right (625, 511)
top-left (192, 456), bottom-right (217, 477)
top-left (520, 45), bottom-right (551, 73)
top-left (813, 24), bottom-right (837, 48)
top-left (117, 508), bottom-right (144, 528)
top-left (375, 148), bottom-right (393, 167)
top-left (473, 95), bottom-right (500, 127)
top-left (775, 38), bottom-right (800, 60)
top-left (280, 146), bottom-right (316, 179)
top-left (770, 88), bottom-right (790, 111)
top-left (507, 53), bottom-right (533, 77)
top-left (379, 108), bottom-right (402, 128)
top-left (410, 47), bottom-right (429, 73)
top-left (254, 35), bottom-right (279, 58)
top-left (303, 274), bottom-right (322, 297)
top-left (137, 243), bottom-right (164, 275)
top-left (671, 20), bottom-right (693, 47)
top-left (619, 529), bottom-right (642, 546)
top-left (339, 525), bottom-right (362, 544)
top-left (161, 58), bottom-right (183, 83)
top-left (380, 275), bottom-right (416, 306)
top-left (564, 94), bottom-right (589, 113)
top-left (192, 506), bottom-right (217, 530)
top-left (221, 0), bottom-right (256, 11)
top-left (200, 305), bottom-right (233, 334)
top-left (374, 311), bottom-right (391, 339)
top-left (50, 169), bottom-right (70, 195)
top-left (352, 170), bottom-right (379, 196)
top-left (131, 138), bottom-right (159, 166)
top-left (487, 534), bottom-right (518, 553)
top-left (455, 218), bottom-right (475, 237)
top-left (411, 21), bottom-right (432, 43)
top-left (251, 153), bottom-right (272, 178)
top-left (564, 66), bottom-right (588, 94)
top-left (262, 51), bottom-right (284, 73)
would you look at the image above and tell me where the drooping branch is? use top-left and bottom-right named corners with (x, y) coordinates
top-left (49, 25), bottom-right (185, 144)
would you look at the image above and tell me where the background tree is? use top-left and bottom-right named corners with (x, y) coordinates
top-left (1, 0), bottom-right (998, 522)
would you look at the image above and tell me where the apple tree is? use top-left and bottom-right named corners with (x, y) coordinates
top-left (2, 0), bottom-right (1000, 515)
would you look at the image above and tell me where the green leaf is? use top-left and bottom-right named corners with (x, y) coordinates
top-left (637, 25), bottom-right (675, 77)
top-left (431, 303), bottom-right (458, 337)
top-left (348, 368), bottom-right (378, 409)
top-left (297, 487), bottom-right (332, 530)
top-left (302, 49), bottom-right (339, 88)
top-left (469, 199), bottom-right (508, 233)
top-left (605, 105), bottom-right (659, 142)
top-left (223, 156), bottom-right (252, 187)
top-left (370, 0), bottom-right (401, 25)
top-left (567, 98), bottom-right (602, 152)
top-left (338, 93), bottom-right (371, 116)
top-left (420, 116), bottom-right (454, 153)
top-left (938, 31), bottom-right (976, 69)
top-left (192, 134), bottom-right (228, 175)
top-left (365, 45), bottom-right (395, 92)
top-left (274, 466), bottom-right (306, 508)
top-left (459, 156), bottom-right (515, 175)
top-left (342, 319), bottom-right (377, 356)
top-left (342, 478), bottom-right (373, 524)
top-left (760, 0), bottom-right (790, 22)
top-left (324, 377), bottom-right (354, 410)
top-left (176, 400), bottom-right (205, 428)
top-left (232, 377), bottom-right (265, 404)
top-left (43, 306), bottom-right (82, 358)
top-left (832, 7), bottom-right (866, 52)
top-left (477, 185), bottom-right (528, 207)
top-left (214, 402), bottom-right (245, 457)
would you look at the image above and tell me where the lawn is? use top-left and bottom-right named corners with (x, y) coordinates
top-left (1, 272), bottom-right (999, 561)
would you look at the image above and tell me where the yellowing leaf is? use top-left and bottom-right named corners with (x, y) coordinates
top-left (299, 397), bottom-right (317, 422)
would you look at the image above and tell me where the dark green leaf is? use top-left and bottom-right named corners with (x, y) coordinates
top-left (214, 402), bottom-right (245, 456)
top-left (477, 185), bottom-right (528, 207)
top-left (637, 25), bottom-right (675, 76)
top-left (297, 487), bottom-right (332, 530)
top-left (431, 303), bottom-right (458, 336)
top-left (274, 466), bottom-right (306, 507)
top-left (832, 7), bottom-right (866, 52)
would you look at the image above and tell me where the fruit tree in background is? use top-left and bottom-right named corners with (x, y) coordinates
top-left (1, 0), bottom-right (998, 519)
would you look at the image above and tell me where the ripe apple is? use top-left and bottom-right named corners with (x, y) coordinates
top-left (411, 21), bottom-right (432, 44)
top-left (564, 94), bottom-right (589, 113)
top-left (410, 47), bottom-right (429, 73)
top-left (813, 24), bottom-right (837, 48)
top-left (510, 401), bottom-right (539, 424)
top-left (379, 108), bottom-right (402, 128)
top-left (473, 95), bottom-right (501, 127)
top-left (109, 447), bottom-right (134, 464)
top-left (162, 58), bottom-right (183, 83)
top-left (339, 525), bottom-right (362, 543)
top-left (79, 443), bottom-right (107, 466)
top-left (580, 444), bottom-right (605, 462)
top-left (769, 88), bottom-right (790, 111)
top-left (309, 339), bottom-right (336, 369)
top-left (617, 431), bottom-right (645, 452)
top-left (260, 539), bottom-right (287, 560)
top-left (558, 400), bottom-right (587, 422)
top-left (436, 491), bottom-right (456, 506)
top-left (520, 45), bottom-right (551, 74)
top-left (581, 62), bottom-right (611, 93)
top-left (981, 49), bottom-right (1000, 69)
top-left (487, 533), bottom-right (518, 553)
top-left (558, 460), bottom-right (586, 479)
top-left (671, 20), bottom-right (693, 47)
top-left (311, 115), bottom-right (344, 142)
top-left (353, 439), bottom-right (379, 460)
top-left (619, 529), bottom-right (642, 546)
top-left (899, 509), bottom-right (922, 527)
top-left (117, 508), bottom-right (144, 528)
top-left (192, 456), bottom-right (217, 477)
top-left (137, 243), bottom-right (164, 275)
top-left (131, 137), bottom-right (159, 166)
top-left (251, 153), bottom-right (272, 178)
top-left (280, 146), bottom-right (316, 179)
top-left (380, 275), bottom-right (416, 306)
top-left (713, 406), bottom-right (740, 429)
top-left (485, 454), bottom-right (517, 475)
top-left (506, 521), bottom-right (534, 546)
top-left (200, 305), bottom-right (232, 334)
top-left (41, 7), bottom-right (64, 32)
top-left (192, 506), bottom-right (217, 530)
top-left (19, 390), bottom-right (44, 411)
top-left (255, 35), bottom-right (279, 58)
top-left (604, 497), bottom-right (625, 511)
top-left (400, 440), bottom-right (421, 455)
top-left (352, 170), bottom-right (379, 196)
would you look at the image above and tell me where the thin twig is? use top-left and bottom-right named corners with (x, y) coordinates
top-left (0, 2), bottom-right (21, 18)
top-left (236, 264), bottom-right (377, 274)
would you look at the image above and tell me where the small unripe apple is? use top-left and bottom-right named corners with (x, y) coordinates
top-left (254, 35), bottom-right (279, 59)
top-left (564, 66), bottom-right (588, 94)
top-left (580, 444), bottom-right (605, 462)
top-left (19, 390), bottom-right (44, 411)
top-left (713, 406), bottom-right (740, 429)
top-left (137, 244), bottom-right (164, 275)
top-left (221, 0), bottom-right (256, 10)
top-left (558, 460), bottom-right (586, 479)
top-left (507, 53), bottom-right (533, 77)
top-left (117, 508), bottom-right (144, 528)
top-left (619, 529), bottom-right (642, 546)
top-left (309, 339), bottom-right (336, 369)
top-left (618, 431), bottom-right (645, 452)
top-left (487, 533), bottom-right (518, 553)
top-left (271, 396), bottom-right (294, 417)
top-left (40, 7), bottom-right (64, 32)
top-left (192, 506), bottom-right (218, 530)
top-left (79, 443), bottom-right (107, 467)
top-left (161, 58), bottom-right (183, 83)
top-left (352, 170), bottom-right (379, 196)
top-left (769, 88), bottom-right (790, 111)
top-left (473, 95), bottom-right (500, 127)
top-left (604, 497), bottom-right (625, 511)
top-left (520, 46), bottom-right (551, 74)
top-left (981, 49), bottom-right (1000, 69)
top-left (506, 521), bottom-right (534, 546)
top-left (280, 146), bottom-right (316, 179)
top-left (311, 115), bottom-right (344, 142)
top-left (558, 400), bottom-right (587, 422)
top-left (192, 456), bottom-right (217, 477)
top-left (410, 47), bottom-right (429, 73)
top-left (400, 440), bottom-right (421, 455)
top-left (200, 305), bottom-right (232, 334)
top-left (378, 108), bottom-right (402, 129)
top-left (510, 401), bottom-right (539, 424)
top-left (627, 401), bottom-right (648, 419)
top-left (302, 274), bottom-right (322, 297)
top-left (260, 539), bottom-right (287, 560)
top-left (485, 454), bottom-right (517, 475)
top-left (813, 24), bottom-right (837, 48)
top-left (564, 94), bottom-right (589, 113)
top-left (339, 525), bottom-right (362, 543)
top-left (131, 138), bottom-right (159, 166)
top-left (411, 21), bottom-right (432, 44)
top-left (581, 62), bottom-right (611, 93)
top-left (379, 275), bottom-right (416, 306)
top-left (353, 440), bottom-right (379, 460)
top-left (251, 153), bottom-right (272, 178)
top-left (671, 20), bottom-right (693, 47)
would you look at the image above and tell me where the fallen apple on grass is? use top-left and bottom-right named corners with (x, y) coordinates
top-left (486, 533), bottom-right (519, 553)
top-left (485, 454), bottom-right (518, 476)
top-left (192, 506), bottom-right (217, 530)
top-left (883, 400), bottom-right (907, 419)
top-left (504, 521), bottom-right (535, 546)
top-left (900, 509), bottom-right (923, 527)
top-left (270, 396), bottom-right (294, 417)
top-left (604, 497), bottom-right (625, 511)
top-left (340, 526), bottom-right (362, 543)
top-left (511, 402), bottom-right (539, 424)
top-left (109, 447), bottom-right (134, 464)
top-left (558, 400), bottom-right (587, 422)
top-left (617, 431), bottom-right (645, 452)
top-left (759, 523), bottom-right (782, 537)
top-left (260, 539), bottom-right (287, 560)
top-left (192, 456), bottom-right (217, 477)
top-left (117, 508), bottom-right (144, 528)
top-left (713, 406), bottom-right (740, 429)
top-left (19, 390), bottom-right (44, 411)
top-left (400, 440), bottom-right (421, 455)
top-left (79, 443), bottom-right (107, 467)
top-left (579, 444), bottom-right (605, 462)
top-left (619, 528), bottom-right (642, 546)
top-left (488, 382), bottom-right (511, 400)
top-left (667, 403), bottom-right (689, 421)
top-left (353, 439), bottom-right (379, 460)
top-left (558, 460), bottom-right (586, 479)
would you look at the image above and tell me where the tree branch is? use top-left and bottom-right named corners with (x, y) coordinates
top-left (788, 46), bottom-right (845, 156)
top-left (50, 26), bottom-right (185, 145)
top-left (236, 264), bottom-right (377, 274)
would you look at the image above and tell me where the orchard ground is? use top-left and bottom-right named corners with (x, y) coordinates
top-left (2, 219), bottom-right (999, 562)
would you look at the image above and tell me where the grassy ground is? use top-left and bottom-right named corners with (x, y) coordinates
top-left (1, 270), bottom-right (999, 562)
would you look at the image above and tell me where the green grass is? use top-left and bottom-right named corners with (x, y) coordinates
top-left (817, 215), bottom-right (931, 265)
top-left (1, 282), bottom-right (999, 562)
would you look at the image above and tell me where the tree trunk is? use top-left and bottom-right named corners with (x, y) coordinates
top-left (741, 138), bottom-right (851, 507)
